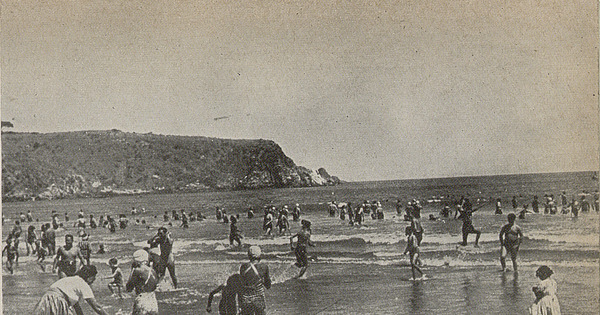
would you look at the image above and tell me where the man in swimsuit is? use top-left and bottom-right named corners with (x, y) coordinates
top-left (290, 220), bottom-right (315, 279)
top-left (239, 246), bottom-right (271, 315)
top-left (53, 234), bottom-right (82, 278)
top-left (148, 227), bottom-right (178, 288)
top-left (499, 213), bottom-right (523, 272)
top-left (458, 199), bottom-right (481, 247)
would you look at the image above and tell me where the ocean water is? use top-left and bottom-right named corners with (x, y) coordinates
top-left (2, 171), bottom-right (598, 314)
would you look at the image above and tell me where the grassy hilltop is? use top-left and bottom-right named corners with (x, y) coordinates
top-left (1, 130), bottom-right (339, 201)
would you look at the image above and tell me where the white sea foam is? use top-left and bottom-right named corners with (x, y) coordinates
top-left (526, 231), bottom-right (599, 247)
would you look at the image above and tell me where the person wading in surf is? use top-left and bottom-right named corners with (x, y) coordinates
top-left (499, 213), bottom-right (523, 272)
top-left (239, 246), bottom-right (271, 315)
top-left (290, 219), bottom-right (315, 279)
top-left (457, 199), bottom-right (481, 247)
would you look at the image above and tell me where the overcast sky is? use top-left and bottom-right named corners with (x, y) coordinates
top-left (2, 0), bottom-right (598, 181)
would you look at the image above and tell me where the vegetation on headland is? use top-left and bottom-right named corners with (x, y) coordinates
top-left (2, 130), bottom-right (340, 202)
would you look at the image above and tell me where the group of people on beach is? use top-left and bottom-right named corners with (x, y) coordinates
top-left (5, 187), bottom-right (588, 315)
top-left (30, 224), bottom-right (180, 315)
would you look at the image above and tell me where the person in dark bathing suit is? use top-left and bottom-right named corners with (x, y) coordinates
top-left (229, 216), bottom-right (243, 247)
top-left (53, 234), bottom-right (82, 278)
top-left (290, 220), bottom-right (315, 279)
top-left (207, 273), bottom-right (243, 315)
top-left (148, 227), bottom-right (178, 288)
top-left (457, 199), bottom-right (481, 247)
top-left (499, 213), bottom-right (523, 272)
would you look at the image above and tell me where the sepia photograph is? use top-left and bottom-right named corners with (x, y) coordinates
top-left (2, 1), bottom-right (598, 314)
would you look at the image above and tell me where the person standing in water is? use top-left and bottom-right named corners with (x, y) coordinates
top-left (457, 199), bottom-right (481, 247)
top-left (3, 237), bottom-right (18, 274)
top-left (529, 265), bottom-right (561, 315)
top-left (290, 220), bottom-right (315, 279)
top-left (499, 213), bottom-right (523, 272)
top-left (206, 273), bottom-right (243, 315)
top-left (229, 216), bottom-right (243, 247)
top-left (495, 198), bottom-right (503, 214)
top-left (53, 234), bottom-right (82, 278)
top-left (239, 246), bottom-right (271, 315)
top-left (33, 265), bottom-right (109, 315)
top-left (126, 249), bottom-right (159, 315)
top-left (403, 226), bottom-right (424, 280)
top-left (148, 227), bottom-right (178, 288)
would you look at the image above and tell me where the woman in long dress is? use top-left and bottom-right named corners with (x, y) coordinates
top-left (530, 265), bottom-right (561, 315)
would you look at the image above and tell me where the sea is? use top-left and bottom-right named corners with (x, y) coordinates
top-left (2, 171), bottom-right (598, 314)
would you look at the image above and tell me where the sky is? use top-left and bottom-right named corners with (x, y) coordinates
top-left (2, 0), bottom-right (598, 181)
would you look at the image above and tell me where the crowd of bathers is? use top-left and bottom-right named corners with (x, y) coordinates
top-left (3, 189), bottom-right (598, 314)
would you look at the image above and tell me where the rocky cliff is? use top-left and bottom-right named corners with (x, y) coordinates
top-left (2, 130), bottom-right (340, 201)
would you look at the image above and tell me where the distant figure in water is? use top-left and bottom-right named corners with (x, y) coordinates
top-left (532, 195), bottom-right (540, 213)
top-left (229, 216), bottom-right (243, 246)
top-left (495, 198), bottom-right (503, 214)
top-left (529, 266), bottom-right (561, 315)
top-left (239, 246), bottom-right (271, 315)
top-left (290, 220), bottom-right (315, 279)
top-left (206, 273), bottom-right (243, 315)
top-left (403, 226), bottom-right (424, 280)
top-left (292, 204), bottom-right (301, 222)
top-left (457, 199), bottom-right (481, 247)
top-left (499, 213), bottom-right (523, 272)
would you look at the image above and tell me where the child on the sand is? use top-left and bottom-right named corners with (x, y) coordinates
top-left (403, 226), bottom-right (424, 280)
top-left (106, 257), bottom-right (123, 298)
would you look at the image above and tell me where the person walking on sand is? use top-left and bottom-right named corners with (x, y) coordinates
top-left (529, 265), bottom-right (561, 315)
top-left (239, 246), bottom-right (271, 315)
top-left (290, 220), bottom-right (315, 279)
top-left (499, 213), bottom-right (523, 272)
top-left (33, 265), bottom-right (109, 315)
top-left (148, 227), bottom-right (178, 288)
top-left (457, 199), bottom-right (481, 247)
top-left (206, 273), bottom-right (243, 315)
top-left (126, 250), bottom-right (159, 315)
top-left (403, 226), bottom-right (424, 280)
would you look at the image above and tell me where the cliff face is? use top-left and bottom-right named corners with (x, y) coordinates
top-left (1, 130), bottom-right (340, 201)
